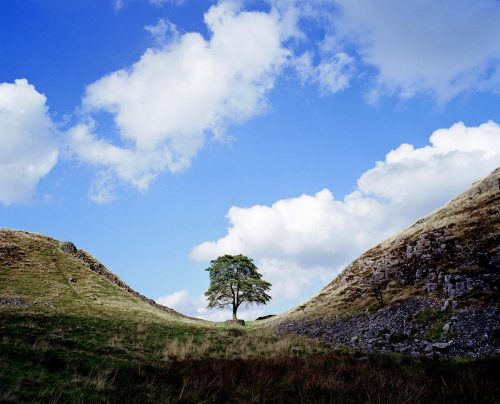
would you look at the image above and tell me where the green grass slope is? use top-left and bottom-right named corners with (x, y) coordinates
top-left (0, 229), bottom-right (193, 322)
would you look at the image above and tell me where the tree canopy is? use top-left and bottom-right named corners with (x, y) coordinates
top-left (204, 254), bottom-right (271, 320)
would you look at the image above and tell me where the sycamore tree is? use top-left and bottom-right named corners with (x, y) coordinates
top-left (204, 254), bottom-right (271, 320)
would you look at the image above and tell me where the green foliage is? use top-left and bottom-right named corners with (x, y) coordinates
top-left (414, 307), bottom-right (451, 323)
top-left (205, 254), bottom-right (271, 319)
top-left (413, 307), bottom-right (453, 341)
top-left (427, 324), bottom-right (445, 341)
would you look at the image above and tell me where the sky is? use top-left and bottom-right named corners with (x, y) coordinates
top-left (1, 0), bottom-right (500, 320)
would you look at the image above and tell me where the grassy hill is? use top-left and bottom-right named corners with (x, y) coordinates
top-left (277, 168), bottom-right (499, 358)
top-left (0, 229), bottom-right (193, 322)
top-left (0, 229), bottom-right (335, 401)
top-left (284, 167), bottom-right (499, 319)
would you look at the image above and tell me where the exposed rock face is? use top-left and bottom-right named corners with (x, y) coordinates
top-left (0, 245), bottom-right (25, 266)
top-left (355, 225), bottom-right (499, 300)
top-left (0, 296), bottom-right (27, 306)
top-left (278, 168), bottom-right (500, 358)
top-left (60, 242), bottom-right (77, 254)
top-left (277, 298), bottom-right (499, 358)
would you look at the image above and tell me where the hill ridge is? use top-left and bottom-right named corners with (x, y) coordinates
top-left (277, 167), bottom-right (500, 358)
top-left (298, 166), bottom-right (499, 316)
top-left (0, 229), bottom-right (198, 321)
top-left (58, 239), bottom-right (193, 319)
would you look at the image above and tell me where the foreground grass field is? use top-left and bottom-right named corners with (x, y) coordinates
top-left (1, 310), bottom-right (499, 403)
top-left (1, 229), bottom-right (499, 402)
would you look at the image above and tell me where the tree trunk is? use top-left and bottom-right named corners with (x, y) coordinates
top-left (232, 304), bottom-right (238, 320)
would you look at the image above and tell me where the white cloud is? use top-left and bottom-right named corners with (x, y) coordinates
top-left (0, 79), bottom-right (59, 205)
top-left (191, 121), bottom-right (500, 306)
top-left (145, 18), bottom-right (179, 45)
top-left (331, 0), bottom-right (500, 101)
top-left (88, 171), bottom-right (116, 204)
top-left (259, 258), bottom-right (331, 301)
top-left (72, 2), bottom-right (289, 201)
top-left (357, 121), bottom-right (500, 208)
top-left (293, 51), bottom-right (354, 94)
top-left (156, 289), bottom-right (266, 321)
top-left (68, 123), bottom-right (166, 191)
top-left (157, 289), bottom-right (193, 308)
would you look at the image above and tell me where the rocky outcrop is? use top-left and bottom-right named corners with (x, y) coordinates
top-left (0, 245), bottom-right (25, 266)
top-left (0, 296), bottom-right (27, 306)
top-left (278, 168), bottom-right (500, 358)
top-left (354, 226), bottom-right (499, 301)
top-left (277, 298), bottom-right (499, 358)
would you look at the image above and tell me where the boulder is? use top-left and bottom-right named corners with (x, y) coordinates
top-left (60, 242), bottom-right (77, 254)
top-left (433, 341), bottom-right (452, 352)
top-left (225, 319), bottom-right (245, 326)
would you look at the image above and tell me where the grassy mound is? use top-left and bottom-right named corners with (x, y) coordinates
top-left (0, 229), bottom-right (189, 322)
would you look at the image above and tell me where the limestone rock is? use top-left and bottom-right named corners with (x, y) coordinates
top-left (60, 242), bottom-right (77, 254)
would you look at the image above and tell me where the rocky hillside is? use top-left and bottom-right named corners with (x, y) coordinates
top-left (0, 229), bottom-right (195, 322)
top-left (277, 168), bottom-right (500, 357)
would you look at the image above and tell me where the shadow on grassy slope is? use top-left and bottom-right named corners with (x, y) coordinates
top-left (1, 312), bottom-right (499, 403)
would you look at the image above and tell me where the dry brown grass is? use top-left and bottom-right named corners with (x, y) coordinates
top-left (88, 368), bottom-right (117, 392)
top-left (163, 337), bottom-right (212, 361)
top-left (1, 310), bottom-right (498, 403)
top-left (279, 168), bottom-right (500, 321)
top-left (32, 337), bottom-right (52, 352)
top-left (161, 328), bottom-right (328, 361)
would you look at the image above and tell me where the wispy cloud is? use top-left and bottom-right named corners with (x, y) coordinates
top-left (277, 0), bottom-right (500, 102)
top-left (145, 18), bottom-right (179, 45)
top-left (113, 0), bottom-right (179, 11)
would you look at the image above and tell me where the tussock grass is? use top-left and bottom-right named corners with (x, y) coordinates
top-left (161, 328), bottom-right (326, 361)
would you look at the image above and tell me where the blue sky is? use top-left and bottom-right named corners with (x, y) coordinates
top-left (1, 0), bottom-right (500, 320)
